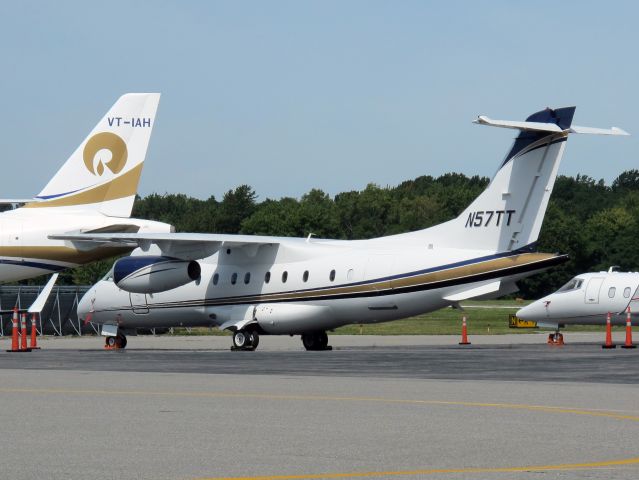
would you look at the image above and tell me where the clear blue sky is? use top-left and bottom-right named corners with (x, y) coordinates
top-left (0, 1), bottom-right (636, 201)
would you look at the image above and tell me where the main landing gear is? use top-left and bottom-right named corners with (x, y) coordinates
top-left (104, 333), bottom-right (127, 350)
top-left (231, 329), bottom-right (260, 351)
top-left (301, 331), bottom-right (332, 351)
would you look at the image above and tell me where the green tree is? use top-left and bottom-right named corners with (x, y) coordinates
top-left (218, 185), bottom-right (257, 233)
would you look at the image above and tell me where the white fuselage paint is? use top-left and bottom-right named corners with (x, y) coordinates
top-left (517, 272), bottom-right (639, 327)
top-left (81, 239), bottom-right (552, 334)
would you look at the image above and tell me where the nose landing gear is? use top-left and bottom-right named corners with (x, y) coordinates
top-left (547, 331), bottom-right (564, 346)
top-left (104, 333), bottom-right (127, 350)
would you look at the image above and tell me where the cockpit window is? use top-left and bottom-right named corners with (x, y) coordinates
top-left (557, 278), bottom-right (583, 293)
top-left (102, 267), bottom-right (114, 282)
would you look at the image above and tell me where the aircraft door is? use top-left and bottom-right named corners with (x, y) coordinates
top-left (365, 255), bottom-right (395, 291)
top-left (628, 284), bottom-right (639, 311)
top-left (584, 277), bottom-right (604, 304)
top-left (130, 293), bottom-right (149, 314)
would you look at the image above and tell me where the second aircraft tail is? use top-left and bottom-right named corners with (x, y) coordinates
top-left (22, 93), bottom-right (161, 217)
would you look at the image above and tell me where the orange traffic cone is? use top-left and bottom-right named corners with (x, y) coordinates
top-left (20, 313), bottom-right (31, 352)
top-left (621, 307), bottom-right (636, 349)
top-left (459, 315), bottom-right (471, 345)
top-left (602, 312), bottom-right (616, 349)
top-left (6, 307), bottom-right (20, 352)
top-left (29, 313), bottom-right (40, 350)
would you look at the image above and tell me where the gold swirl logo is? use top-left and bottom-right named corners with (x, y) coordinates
top-left (83, 132), bottom-right (128, 176)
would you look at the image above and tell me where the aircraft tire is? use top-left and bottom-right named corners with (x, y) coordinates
top-left (118, 334), bottom-right (127, 349)
top-left (248, 330), bottom-right (260, 349)
top-left (318, 331), bottom-right (328, 350)
top-left (302, 333), bottom-right (319, 351)
top-left (105, 336), bottom-right (117, 348)
top-left (233, 330), bottom-right (248, 348)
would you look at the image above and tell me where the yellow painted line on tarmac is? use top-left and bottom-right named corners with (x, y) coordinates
top-left (0, 387), bottom-right (638, 421)
top-left (194, 456), bottom-right (639, 480)
top-left (2, 388), bottom-right (639, 478)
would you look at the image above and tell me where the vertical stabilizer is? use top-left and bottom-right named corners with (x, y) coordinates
top-left (395, 107), bottom-right (627, 252)
top-left (451, 107), bottom-right (574, 252)
top-left (23, 93), bottom-right (160, 217)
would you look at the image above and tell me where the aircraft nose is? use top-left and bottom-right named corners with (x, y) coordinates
top-left (517, 299), bottom-right (549, 321)
top-left (77, 287), bottom-right (96, 323)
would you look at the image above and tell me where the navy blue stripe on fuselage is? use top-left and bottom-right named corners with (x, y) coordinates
top-left (100, 251), bottom-right (567, 313)
top-left (153, 244), bottom-right (543, 304)
top-left (0, 258), bottom-right (67, 272)
top-left (346, 243), bottom-right (539, 287)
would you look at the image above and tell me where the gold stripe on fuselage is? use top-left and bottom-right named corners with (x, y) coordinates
top-left (145, 252), bottom-right (561, 309)
top-left (23, 163), bottom-right (143, 208)
top-left (0, 246), bottom-right (132, 265)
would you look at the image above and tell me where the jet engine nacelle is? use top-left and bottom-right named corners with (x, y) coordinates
top-left (113, 256), bottom-right (201, 294)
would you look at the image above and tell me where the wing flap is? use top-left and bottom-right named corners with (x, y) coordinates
top-left (444, 281), bottom-right (502, 302)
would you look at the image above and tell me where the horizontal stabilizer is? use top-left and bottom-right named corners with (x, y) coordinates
top-left (475, 115), bottom-right (630, 136)
top-left (568, 125), bottom-right (630, 136)
top-left (474, 116), bottom-right (564, 133)
top-left (0, 199), bottom-right (38, 205)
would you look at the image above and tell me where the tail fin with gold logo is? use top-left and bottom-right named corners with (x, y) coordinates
top-left (22, 93), bottom-right (161, 217)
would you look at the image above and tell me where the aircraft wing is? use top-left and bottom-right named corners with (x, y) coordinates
top-left (28, 274), bottom-right (59, 313)
top-left (48, 232), bottom-right (283, 260)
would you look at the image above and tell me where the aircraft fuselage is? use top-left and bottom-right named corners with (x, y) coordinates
top-left (82, 239), bottom-right (563, 333)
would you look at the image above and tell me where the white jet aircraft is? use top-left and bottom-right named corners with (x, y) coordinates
top-left (517, 268), bottom-right (639, 340)
top-left (0, 93), bottom-right (172, 282)
top-left (64, 107), bottom-right (628, 350)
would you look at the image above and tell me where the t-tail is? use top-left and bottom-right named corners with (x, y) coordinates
top-left (419, 107), bottom-right (629, 252)
top-left (21, 93), bottom-right (161, 217)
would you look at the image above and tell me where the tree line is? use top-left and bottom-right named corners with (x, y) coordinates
top-left (65, 169), bottom-right (639, 299)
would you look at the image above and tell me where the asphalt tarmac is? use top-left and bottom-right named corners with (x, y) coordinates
top-left (1, 335), bottom-right (638, 480)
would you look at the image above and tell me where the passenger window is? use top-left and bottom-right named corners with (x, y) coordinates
top-left (265, 271), bottom-right (271, 283)
top-left (608, 287), bottom-right (616, 298)
top-left (244, 272), bottom-right (251, 285)
top-left (347, 269), bottom-right (354, 281)
top-left (212, 273), bottom-right (219, 285)
top-left (624, 287), bottom-right (631, 298)
top-left (329, 269), bottom-right (336, 282)
top-left (303, 270), bottom-right (309, 282)
top-left (282, 271), bottom-right (288, 283)
top-left (231, 273), bottom-right (238, 285)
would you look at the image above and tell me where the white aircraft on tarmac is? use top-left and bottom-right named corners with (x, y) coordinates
top-left (63, 107), bottom-right (628, 350)
top-left (517, 268), bottom-right (639, 340)
top-left (0, 93), bottom-right (172, 282)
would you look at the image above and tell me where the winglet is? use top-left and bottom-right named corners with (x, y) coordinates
top-left (28, 273), bottom-right (59, 314)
